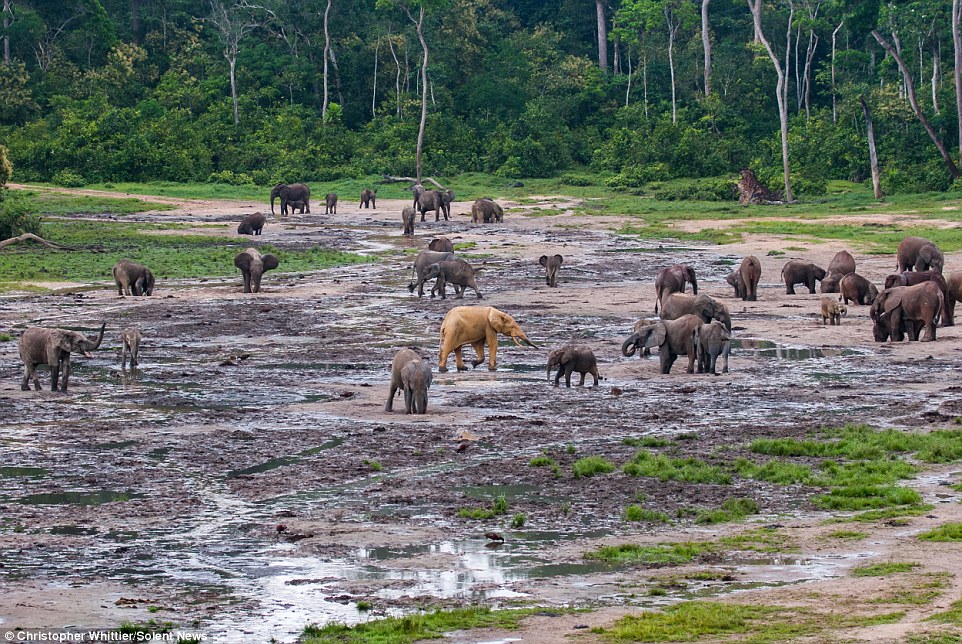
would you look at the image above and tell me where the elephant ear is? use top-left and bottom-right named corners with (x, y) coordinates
top-left (883, 289), bottom-right (904, 313)
top-left (52, 330), bottom-right (74, 353)
top-left (234, 252), bottom-right (252, 270)
top-left (539, 255), bottom-right (548, 268)
top-left (814, 266), bottom-right (827, 280)
top-left (685, 266), bottom-right (697, 282)
top-left (644, 323), bottom-right (668, 348)
top-left (262, 254), bottom-right (280, 271)
top-left (554, 254), bottom-right (564, 265)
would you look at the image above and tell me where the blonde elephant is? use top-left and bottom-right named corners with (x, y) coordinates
top-left (438, 306), bottom-right (537, 372)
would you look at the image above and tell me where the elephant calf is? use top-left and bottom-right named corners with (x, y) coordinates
top-left (622, 314), bottom-right (702, 374)
top-left (781, 260), bottom-right (827, 295)
top-left (693, 320), bottom-right (730, 375)
top-left (428, 236), bottom-right (454, 253)
top-left (408, 250), bottom-right (455, 297)
top-left (944, 271), bottom-right (962, 326)
top-left (427, 259), bottom-right (483, 300)
top-left (287, 200), bottom-right (307, 214)
top-left (19, 323), bottom-right (105, 392)
top-left (402, 207), bottom-right (417, 237)
top-left (471, 198), bottom-right (503, 224)
top-left (237, 212), bottom-right (267, 235)
top-left (360, 189), bottom-right (377, 209)
top-left (819, 297), bottom-right (848, 326)
top-left (539, 254), bottom-right (563, 287)
top-left (234, 248), bottom-right (280, 293)
top-left (385, 348), bottom-right (432, 414)
top-left (727, 256), bottom-right (761, 301)
top-left (417, 190), bottom-right (446, 221)
top-left (113, 260), bottom-right (155, 296)
top-left (325, 193), bottom-right (338, 214)
top-left (839, 273), bottom-right (879, 306)
top-left (546, 345), bottom-right (599, 387)
top-left (121, 327), bottom-right (141, 369)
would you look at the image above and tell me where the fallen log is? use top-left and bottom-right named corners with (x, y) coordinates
top-left (381, 174), bottom-right (447, 191)
top-left (0, 233), bottom-right (81, 251)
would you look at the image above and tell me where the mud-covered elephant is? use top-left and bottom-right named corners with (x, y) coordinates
top-left (660, 293), bottom-right (732, 331)
top-left (693, 320), bottom-right (730, 375)
top-left (471, 198), bottom-right (503, 224)
top-left (121, 327), bottom-right (141, 369)
top-left (820, 297), bottom-right (848, 325)
top-left (402, 207), bottom-right (417, 237)
top-left (19, 322), bottom-right (105, 391)
top-left (438, 306), bottom-right (537, 372)
top-left (897, 236), bottom-right (944, 273)
top-left (237, 212), bottom-right (267, 236)
top-left (385, 348), bottom-right (432, 414)
top-left (360, 189), bottom-right (377, 209)
top-left (325, 193), bottom-right (338, 214)
top-left (426, 258), bottom-right (483, 300)
top-left (539, 254), bottom-right (563, 288)
top-left (727, 256), bottom-right (761, 301)
top-left (546, 345), bottom-right (599, 387)
top-left (654, 264), bottom-right (697, 313)
top-left (408, 250), bottom-right (455, 297)
top-left (944, 271), bottom-right (962, 326)
top-left (428, 236), bottom-right (454, 253)
top-left (839, 273), bottom-right (879, 305)
top-left (234, 248), bottom-right (279, 293)
top-left (270, 183), bottom-right (310, 215)
top-left (781, 260), bottom-right (827, 295)
top-left (820, 250), bottom-right (856, 293)
top-left (870, 281), bottom-right (944, 342)
top-left (621, 314), bottom-right (702, 374)
top-left (417, 190), bottom-right (446, 221)
top-left (113, 260), bottom-right (155, 296)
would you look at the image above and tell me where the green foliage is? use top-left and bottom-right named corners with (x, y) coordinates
top-left (0, 192), bottom-right (42, 239)
top-left (51, 170), bottom-right (87, 188)
top-left (622, 437), bottom-right (670, 448)
top-left (207, 170), bottom-right (254, 185)
top-left (624, 505), bottom-right (671, 523)
top-left (529, 455), bottom-right (555, 467)
top-left (852, 562), bottom-right (920, 577)
top-left (584, 542), bottom-right (711, 565)
top-left (623, 451), bottom-right (731, 485)
top-left (572, 456), bottom-right (616, 479)
top-left (457, 495), bottom-right (508, 521)
top-left (694, 498), bottom-right (760, 525)
top-left (918, 523), bottom-right (962, 542)
top-left (511, 513), bottom-right (526, 528)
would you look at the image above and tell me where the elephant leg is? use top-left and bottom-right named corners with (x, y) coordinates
top-left (722, 342), bottom-right (730, 373)
top-left (591, 367), bottom-right (600, 386)
top-left (472, 286), bottom-right (482, 300)
top-left (786, 283), bottom-right (795, 295)
top-left (686, 349), bottom-right (695, 374)
top-left (946, 297), bottom-right (956, 326)
top-left (60, 354), bottom-right (71, 392)
top-left (553, 366), bottom-right (562, 387)
top-left (808, 278), bottom-right (816, 294)
top-left (659, 350), bottom-right (671, 374)
top-left (468, 340), bottom-right (485, 368)
top-left (564, 365), bottom-right (573, 388)
top-left (578, 370), bottom-right (586, 386)
top-left (21, 363), bottom-right (34, 391)
top-left (404, 387), bottom-right (414, 414)
top-left (438, 345), bottom-right (451, 373)
top-left (454, 346), bottom-right (468, 371)
top-left (385, 383), bottom-right (398, 411)
top-left (485, 329), bottom-right (498, 370)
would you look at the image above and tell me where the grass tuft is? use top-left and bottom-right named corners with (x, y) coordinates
top-left (624, 451), bottom-right (730, 485)
top-left (853, 562), bottom-right (920, 577)
top-left (918, 523), bottom-right (962, 542)
top-left (572, 456), bottom-right (616, 479)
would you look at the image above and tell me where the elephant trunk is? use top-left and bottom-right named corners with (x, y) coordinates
top-left (84, 322), bottom-right (106, 352)
top-left (622, 334), bottom-right (639, 357)
top-left (520, 337), bottom-right (538, 349)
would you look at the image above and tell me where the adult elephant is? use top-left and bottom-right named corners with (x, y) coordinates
top-left (660, 293), bottom-right (731, 331)
top-left (546, 345), bottom-right (599, 387)
top-left (654, 264), bottom-right (697, 313)
top-left (897, 236), bottom-right (944, 273)
top-left (621, 314), bottom-right (702, 374)
top-left (19, 323), bottom-right (105, 391)
top-left (385, 348), bottom-right (432, 415)
top-left (726, 256), bottom-right (761, 301)
top-left (944, 271), bottom-right (962, 326)
top-left (870, 281), bottom-right (944, 342)
top-left (324, 193), bottom-right (338, 214)
top-left (884, 270), bottom-right (947, 323)
top-left (237, 212), bottom-right (267, 236)
top-left (417, 190), bottom-right (446, 221)
top-left (438, 306), bottom-right (537, 372)
top-left (412, 184), bottom-right (425, 208)
top-left (781, 260), bottom-right (827, 294)
top-left (112, 260), bottom-right (155, 296)
top-left (428, 237), bottom-right (454, 253)
top-left (270, 183), bottom-right (310, 215)
top-left (471, 198), bottom-right (503, 224)
top-left (820, 250), bottom-right (856, 293)
top-left (234, 248), bottom-right (279, 293)
top-left (408, 250), bottom-right (455, 297)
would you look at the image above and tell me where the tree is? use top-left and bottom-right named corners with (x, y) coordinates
top-left (596, 0), bottom-right (608, 71)
top-left (322, 0), bottom-right (332, 119)
top-left (207, 0), bottom-right (259, 126)
top-left (3, 0), bottom-right (11, 65)
top-left (701, 0), bottom-right (711, 96)
top-left (953, 0), bottom-right (962, 163)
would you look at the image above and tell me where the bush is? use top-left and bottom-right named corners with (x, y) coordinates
top-left (649, 177), bottom-right (737, 202)
top-left (604, 163), bottom-right (670, 189)
top-left (559, 173), bottom-right (595, 187)
top-left (882, 162), bottom-right (953, 195)
top-left (572, 456), bottom-right (616, 478)
top-left (52, 170), bottom-right (86, 188)
top-left (207, 170), bottom-right (254, 185)
top-left (0, 193), bottom-right (41, 239)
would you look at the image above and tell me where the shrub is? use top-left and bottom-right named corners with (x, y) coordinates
top-left (51, 170), bottom-right (86, 188)
top-left (0, 192), bottom-right (41, 239)
top-left (572, 456), bottom-right (616, 478)
top-left (207, 170), bottom-right (254, 185)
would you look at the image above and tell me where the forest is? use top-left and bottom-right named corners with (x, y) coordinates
top-left (0, 0), bottom-right (961, 199)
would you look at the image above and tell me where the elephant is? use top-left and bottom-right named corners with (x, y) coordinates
top-left (693, 320), bottom-right (731, 375)
top-left (660, 293), bottom-right (732, 331)
top-left (820, 297), bottom-right (848, 325)
top-left (546, 345), bottom-right (599, 387)
top-left (237, 212), bottom-right (267, 235)
top-left (412, 184), bottom-right (425, 207)
top-left (402, 207), bottom-right (417, 237)
top-left (781, 260), bottom-right (827, 294)
top-left (19, 323), bottom-right (105, 392)
top-left (839, 273), bottom-right (879, 305)
top-left (626, 318), bottom-right (659, 358)
top-left (539, 254), bottom-right (563, 287)
top-left (360, 189), bottom-right (377, 209)
top-left (944, 271), bottom-right (962, 326)
top-left (270, 183), bottom-right (310, 215)
top-left (385, 348), bottom-right (432, 414)
top-left (428, 236), bottom-right (454, 253)
top-left (654, 264), bottom-right (698, 313)
top-left (726, 256), bottom-right (761, 301)
top-left (417, 190), bottom-right (446, 221)
top-left (234, 248), bottom-right (279, 293)
top-left (440, 189), bottom-right (455, 220)
top-left (621, 314), bottom-right (702, 374)
top-left (897, 236), bottom-right (944, 273)
top-left (325, 193), bottom-right (338, 214)
top-left (426, 258), bottom-right (482, 300)
top-left (471, 198), bottom-right (503, 224)
top-left (870, 281), bottom-right (944, 342)
top-left (121, 327), bottom-right (141, 369)
top-left (408, 250), bottom-right (455, 297)
top-left (820, 250), bottom-right (856, 293)
top-left (113, 260), bottom-right (155, 296)
top-left (287, 200), bottom-right (307, 214)
top-left (438, 305), bottom-right (537, 372)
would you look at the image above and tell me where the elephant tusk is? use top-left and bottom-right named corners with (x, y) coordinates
top-left (82, 351), bottom-right (93, 358)
top-left (522, 338), bottom-right (538, 348)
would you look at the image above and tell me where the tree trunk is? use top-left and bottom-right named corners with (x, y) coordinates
top-left (626, 46), bottom-right (632, 106)
top-left (667, 15), bottom-right (677, 124)
top-left (831, 21), bottom-right (843, 125)
top-left (802, 28), bottom-right (818, 120)
top-left (932, 41), bottom-right (940, 115)
top-left (954, 0), bottom-right (962, 164)
top-left (372, 37), bottom-right (379, 118)
top-left (872, 29), bottom-right (961, 178)
top-left (613, 31), bottom-right (621, 74)
top-left (322, 0), bottom-right (331, 118)
top-left (701, 0), bottom-right (711, 96)
top-left (404, 6), bottom-right (429, 183)
top-left (0, 233), bottom-right (80, 251)
top-left (228, 54), bottom-right (239, 125)
top-left (861, 97), bottom-right (882, 199)
top-left (3, 0), bottom-right (11, 66)
top-left (596, 0), bottom-right (608, 71)
top-left (131, 0), bottom-right (142, 44)
top-left (388, 33), bottom-right (401, 119)
top-left (328, 44), bottom-right (345, 108)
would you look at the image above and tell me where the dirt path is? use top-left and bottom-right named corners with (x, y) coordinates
top-left (1, 189), bottom-right (962, 642)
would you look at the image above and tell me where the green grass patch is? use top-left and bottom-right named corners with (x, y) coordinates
top-left (584, 542), bottom-right (713, 565)
top-left (623, 451), bottom-right (731, 485)
top-left (829, 505), bottom-right (934, 524)
top-left (816, 485), bottom-right (922, 511)
top-left (528, 455), bottom-right (555, 467)
top-left (624, 505), bottom-right (671, 523)
top-left (732, 458), bottom-right (814, 485)
top-left (918, 522), bottom-right (962, 542)
top-left (694, 498), bottom-right (760, 525)
top-left (15, 188), bottom-right (177, 215)
top-left (457, 495), bottom-right (508, 521)
top-left (853, 562), bottom-right (920, 577)
top-left (622, 437), bottom-right (670, 448)
top-left (572, 456), bottom-right (616, 478)
top-left (719, 527), bottom-right (798, 554)
top-left (826, 529), bottom-right (868, 540)
top-left (928, 599), bottom-right (962, 624)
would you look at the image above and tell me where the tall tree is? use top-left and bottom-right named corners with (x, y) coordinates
top-left (322, 0), bottom-right (332, 118)
top-left (207, 0), bottom-right (259, 126)
top-left (701, 0), bottom-right (711, 96)
top-left (596, 0), bottom-right (608, 71)
top-left (3, 0), bottom-right (11, 65)
top-left (860, 97), bottom-right (882, 199)
top-left (954, 0), bottom-right (962, 164)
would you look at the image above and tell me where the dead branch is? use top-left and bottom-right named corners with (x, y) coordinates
top-left (381, 174), bottom-right (446, 191)
top-left (0, 233), bottom-right (81, 251)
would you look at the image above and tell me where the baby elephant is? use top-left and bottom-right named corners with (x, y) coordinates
top-left (287, 200), bottom-right (308, 214)
top-left (325, 193), bottom-right (338, 214)
top-left (360, 189), bottom-right (377, 209)
top-left (539, 254), bottom-right (563, 287)
top-left (428, 236), bottom-right (454, 253)
top-left (385, 348), bottom-right (432, 414)
top-left (546, 345), bottom-right (599, 387)
top-left (402, 206), bottom-right (417, 236)
top-left (427, 258), bottom-right (483, 300)
top-left (121, 327), bottom-right (142, 369)
top-left (113, 260), bottom-right (155, 296)
top-left (693, 320), bottom-right (730, 375)
top-left (237, 212), bottom-right (267, 235)
top-left (820, 297), bottom-right (848, 325)
top-left (234, 248), bottom-right (280, 293)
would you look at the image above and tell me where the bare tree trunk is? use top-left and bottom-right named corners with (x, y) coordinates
top-left (404, 5), bottom-right (428, 183)
top-left (328, 44), bottom-right (345, 108)
top-left (595, 0), bottom-right (608, 71)
top-left (0, 233), bottom-right (80, 251)
top-left (954, 0), bottom-right (962, 164)
top-left (626, 46), bottom-right (632, 106)
top-left (667, 12), bottom-right (678, 124)
top-left (322, 0), bottom-right (331, 118)
top-left (794, 24), bottom-right (802, 112)
top-left (784, 1), bottom-right (794, 114)
top-left (228, 56), bottom-right (239, 125)
top-left (832, 21), bottom-right (843, 125)
top-left (372, 37), bottom-right (379, 118)
top-left (131, 0), bottom-right (142, 44)
top-left (861, 97), bottom-right (882, 199)
top-left (802, 27), bottom-right (818, 120)
top-left (873, 29), bottom-right (961, 178)
top-left (748, 0), bottom-right (793, 201)
top-left (388, 33), bottom-right (401, 119)
top-left (932, 41), bottom-right (940, 115)
top-left (701, 0), bottom-right (711, 96)
top-left (642, 48), bottom-right (649, 118)
top-left (613, 31), bottom-right (621, 74)
top-left (3, 0), bottom-right (10, 66)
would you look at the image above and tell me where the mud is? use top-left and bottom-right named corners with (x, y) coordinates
top-left (2, 192), bottom-right (962, 642)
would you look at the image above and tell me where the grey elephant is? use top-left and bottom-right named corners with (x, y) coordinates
top-left (287, 199), bottom-right (307, 214)
top-left (402, 207), bottom-right (417, 237)
top-left (19, 323), bottom-right (105, 391)
top-left (621, 314), bottom-right (702, 374)
top-left (820, 250), bottom-right (856, 293)
top-left (693, 320), bottom-right (730, 375)
top-left (660, 293), bottom-right (732, 331)
top-left (408, 250), bottom-right (455, 297)
top-left (360, 189), bottom-right (377, 209)
top-left (237, 212), bottom-right (267, 235)
top-left (417, 190), bottom-right (446, 221)
top-left (884, 271), bottom-right (947, 323)
top-left (440, 189), bottom-right (455, 220)
top-left (727, 256), bottom-right (761, 301)
top-left (113, 260), bottom-right (155, 296)
top-left (234, 248), bottom-right (279, 293)
top-left (781, 260), bottom-right (827, 294)
top-left (325, 193), bottom-right (338, 214)
top-left (839, 273), bottom-right (879, 305)
top-left (944, 271), bottom-right (962, 326)
top-left (471, 198), bottom-right (503, 223)
top-left (819, 296), bottom-right (848, 325)
top-left (871, 281), bottom-right (944, 342)
top-left (121, 327), bottom-right (141, 369)
top-left (426, 258), bottom-right (482, 300)
top-left (428, 236), bottom-right (454, 253)
top-left (385, 348), bottom-right (432, 414)
top-left (546, 345), bottom-right (600, 387)
top-left (270, 182), bottom-right (310, 215)
top-left (412, 184), bottom-right (425, 207)
top-left (626, 318), bottom-right (659, 358)
top-left (897, 236), bottom-right (944, 273)
top-left (654, 264), bottom-right (697, 313)
top-left (539, 254), bottom-right (563, 287)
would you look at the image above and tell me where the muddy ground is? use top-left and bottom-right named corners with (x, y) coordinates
top-left (2, 191), bottom-right (962, 642)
